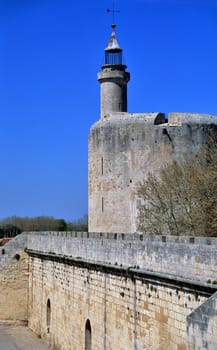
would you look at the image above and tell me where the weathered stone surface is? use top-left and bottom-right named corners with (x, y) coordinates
top-left (98, 70), bottom-right (130, 119)
top-left (2, 232), bottom-right (217, 349)
top-left (0, 233), bottom-right (28, 269)
top-left (27, 231), bottom-right (217, 283)
top-left (26, 231), bottom-right (217, 348)
top-left (0, 251), bottom-right (29, 324)
top-left (187, 292), bottom-right (217, 350)
top-left (28, 250), bottom-right (212, 350)
top-left (88, 112), bottom-right (217, 233)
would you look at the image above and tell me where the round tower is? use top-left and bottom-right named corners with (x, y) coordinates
top-left (98, 24), bottom-right (130, 119)
top-left (89, 24), bottom-right (217, 235)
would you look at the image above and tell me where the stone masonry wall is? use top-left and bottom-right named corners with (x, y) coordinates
top-left (0, 234), bottom-right (29, 324)
top-left (88, 112), bottom-right (217, 234)
top-left (28, 252), bottom-right (214, 350)
top-left (0, 233), bottom-right (28, 268)
top-left (0, 251), bottom-right (29, 324)
top-left (27, 232), bottom-right (217, 283)
top-left (187, 292), bottom-right (217, 349)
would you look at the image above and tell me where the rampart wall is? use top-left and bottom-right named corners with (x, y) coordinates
top-left (0, 233), bottom-right (29, 325)
top-left (1, 233), bottom-right (217, 348)
top-left (27, 231), bottom-right (217, 283)
top-left (26, 232), bottom-right (217, 349)
top-left (28, 250), bottom-right (216, 350)
top-left (0, 252), bottom-right (28, 325)
top-left (187, 292), bottom-right (217, 349)
top-left (0, 233), bottom-right (28, 268)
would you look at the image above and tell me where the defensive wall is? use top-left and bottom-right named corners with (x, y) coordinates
top-left (187, 292), bottom-right (217, 350)
top-left (1, 232), bottom-right (217, 349)
top-left (0, 234), bottom-right (29, 325)
top-left (25, 232), bottom-right (217, 349)
top-left (28, 231), bottom-right (217, 283)
top-left (28, 250), bottom-right (216, 350)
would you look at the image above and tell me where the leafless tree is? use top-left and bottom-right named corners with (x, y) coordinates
top-left (137, 135), bottom-right (217, 236)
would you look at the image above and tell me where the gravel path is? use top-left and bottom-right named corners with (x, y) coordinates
top-left (0, 325), bottom-right (50, 350)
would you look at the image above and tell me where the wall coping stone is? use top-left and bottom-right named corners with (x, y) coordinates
top-left (25, 231), bottom-right (217, 246)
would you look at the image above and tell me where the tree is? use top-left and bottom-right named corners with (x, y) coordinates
top-left (0, 216), bottom-right (64, 233)
top-left (137, 135), bottom-right (217, 236)
top-left (67, 214), bottom-right (88, 232)
top-left (0, 214), bottom-right (89, 234)
top-left (55, 219), bottom-right (67, 231)
top-left (0, 224), bottom-right (21, 238)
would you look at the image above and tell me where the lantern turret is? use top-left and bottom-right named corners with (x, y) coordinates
top-left (98, 24), bottom-right (130, 119)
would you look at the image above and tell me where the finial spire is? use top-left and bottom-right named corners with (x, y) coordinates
top-left (107, 1), bottom-right (120, 24)
top-left (105, 24), bottom-right (122, 52)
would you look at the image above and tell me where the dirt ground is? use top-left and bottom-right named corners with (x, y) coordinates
top-left (0, 324), bottom-right (50, 350)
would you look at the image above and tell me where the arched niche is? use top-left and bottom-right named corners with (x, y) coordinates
top-left (85, 319), bottom-right (91, 350)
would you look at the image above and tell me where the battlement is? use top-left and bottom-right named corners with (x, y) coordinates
top-left (168, 112), bottom-right (217, 125)
top-left (92, 111), bottom-right (217, 127)
top-left (26, 230), bottom-right (217, 244)
top-left (27, 231), bottom-right (217, 283)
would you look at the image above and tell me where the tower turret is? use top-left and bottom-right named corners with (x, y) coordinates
top-left (98, 24), bottom-right (130, 119)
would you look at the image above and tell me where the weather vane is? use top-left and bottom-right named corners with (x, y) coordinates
top-left (107, 1), bottom-right (120, 23)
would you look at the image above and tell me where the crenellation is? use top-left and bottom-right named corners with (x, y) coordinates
top-left (26, 232), bottom-right (217, 284)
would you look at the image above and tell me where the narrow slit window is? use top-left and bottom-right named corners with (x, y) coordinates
top-left (102, 197), bottom-right (104, 212)
top-left (101, 157), bottom-right (103, 175)
top-left (46, 299), bottom-right (51, 333)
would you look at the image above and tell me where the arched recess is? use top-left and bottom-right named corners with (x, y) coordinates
top-left (85, 319), bottom-right (92, 350)
top-left (46, 299), bottom-right (51, 333)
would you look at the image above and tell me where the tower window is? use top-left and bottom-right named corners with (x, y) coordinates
top-left (101, 157), bottom-right (104, 175)
top-left (105, 51), bottom-right (123, 65)
top-left (46, 299), bottom-right (51, 333)
top-left (102, 197), bottom-right (104, 212)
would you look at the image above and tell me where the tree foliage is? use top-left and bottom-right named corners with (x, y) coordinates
top-left (0, 214), bottom-right (88, 237)
top-left (137, 136), bottom-right (217, 236)
top-left (0, 224), bottom-right (21, 238)
top-left (69, 214), bottom-right (88, 232)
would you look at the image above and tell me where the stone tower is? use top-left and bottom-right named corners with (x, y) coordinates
top-left (88, 24), bottom-right (217, 234)
top-left (98, 24), bottom-right (130, 119)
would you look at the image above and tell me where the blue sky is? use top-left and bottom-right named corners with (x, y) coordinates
top-left (0, 0), bottom-right (216, 221)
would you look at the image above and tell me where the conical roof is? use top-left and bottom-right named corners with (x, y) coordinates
top-left (105, 24), bottom-right (122, 52)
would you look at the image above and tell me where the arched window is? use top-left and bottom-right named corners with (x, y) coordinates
top-left (85, 319), bottom-right (91, 350)
top-left (46, 299), bottom-right (51, 333)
